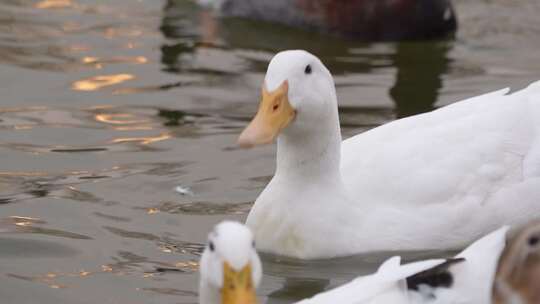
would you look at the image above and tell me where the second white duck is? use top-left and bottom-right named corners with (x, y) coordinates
top-left (238, 49), bottom-right (540, 259)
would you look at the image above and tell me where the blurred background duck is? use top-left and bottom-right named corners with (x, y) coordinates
top-left (197, 0), bottom-right (457, 41)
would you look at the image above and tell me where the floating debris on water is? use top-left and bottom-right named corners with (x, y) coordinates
top-left (174, 185), bottom-right (193, 196)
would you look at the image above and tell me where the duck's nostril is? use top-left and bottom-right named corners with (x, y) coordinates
top-left (273, 104), bottom-right (280, 111)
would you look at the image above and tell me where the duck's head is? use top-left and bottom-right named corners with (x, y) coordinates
top-left (494, 222), bottom-right (540, 304)
top-left (199, 221), bottom-right (262, 304)
top-left (238, 50), bottom-right (337, 148)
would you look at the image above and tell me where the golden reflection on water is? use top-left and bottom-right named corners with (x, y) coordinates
top-left (81, 56), bottom-right (99, 64)
top-left (94, 112), bottom-right (154, 130)
top-left (159, 246), bottom-right (172, 253)
top-left (79, 270), bottom-right (91, 277)
top-left (113, 125), bottom-right (154, 131)
top-left (72, 74), bottom-right (134, 91)
top-left (101, 265), bottom-right (113, 272)
top-left (49, 284), bottom-right (64, 289)
top-left (175, 261), bottom-right (199, 271)
top-left (10, 216), bottom-right (44, 227)
top-left (81, 56), bottom-right (148, 64)
top-left (146, 208), bottom-right (159, 215)
top-left (95, 113), bottom-right (148, 125)
top-left (7, 266), bottom-right (117, 290)
top-left (86, 105), bottom-right (114, 110)
top-left (13, 125), bottom-right (33, 130)
top-left (104, 28), bottom-right (143, 39)
top-left (4, 215), bottom-right (200, 288)
top-left (14, 221), bottom-right (31, 227)
top-left (111, 133), bottom-right (171, 145)
top-left (67, 45), bottom-right (90, 52)
top-left (34, 0), bottom-right (74, 9)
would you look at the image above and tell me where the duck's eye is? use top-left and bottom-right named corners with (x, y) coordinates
top-left (209, 241), bottom-right (215, 252)
top-left (304, 64), bottom-right (312, 75)
top-left (529, 236), bottom-right (539, 247)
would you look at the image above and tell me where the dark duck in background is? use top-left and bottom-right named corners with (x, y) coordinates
top-left (198, 0), bottom-right (457, 41)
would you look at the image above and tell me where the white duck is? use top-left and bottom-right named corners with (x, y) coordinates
top-left (299, 226), bottom-right (508, 304)
top-left (199, 221), bottom-right (262, 304)
top-left (198, 221), bottom-right (509, 304)
top-left (238, 49), bottom-right (540, 259)
top-left (295, 256), bottom-right (445, 304)
top-left (406, 226), bottom-right (508, 304)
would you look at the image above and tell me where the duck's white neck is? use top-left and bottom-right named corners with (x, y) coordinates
top-left (275, 100), bottom-right (342, 183)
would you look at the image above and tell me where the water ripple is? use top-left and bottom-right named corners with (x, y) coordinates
top-left (138, 201), bottom-right (253, 215)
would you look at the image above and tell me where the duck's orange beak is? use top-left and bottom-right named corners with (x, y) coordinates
top-left (221, 262), bottom-right (257, 304)
top-left (237, 81), bottom-right (295, 148)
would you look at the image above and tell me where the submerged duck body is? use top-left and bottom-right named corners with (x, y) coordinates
top-left (239, 50), bottom-right (540, 259)
top-left (199, 0), bottom-right (457, 41)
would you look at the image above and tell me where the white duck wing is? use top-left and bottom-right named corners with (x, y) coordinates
top-left (341, 82), bottom-right (540, 210)
top-left (339, 83), bottom-right (540, 250)
top-left (408, 226), bottom-right (509, 304)
top-left (295, 257), bottom-right (445, 304)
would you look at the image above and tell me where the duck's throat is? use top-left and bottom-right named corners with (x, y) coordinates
top-left (275, 118), bottom-right (342, 181)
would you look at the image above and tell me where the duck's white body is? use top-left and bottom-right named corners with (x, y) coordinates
top-left (409, 226), bottom-right (508, 304)
top-left (296, 257), bottom-right (445, 304)
top-left (243, 50), bottom-right (540, 259)
top-left (296, 226), bottom-right (508, 304)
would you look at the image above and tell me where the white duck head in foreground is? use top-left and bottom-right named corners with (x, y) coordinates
top-left (199, 221), bottom-right (262, 304)
top-left (238, 49), bottom-right (540, 259)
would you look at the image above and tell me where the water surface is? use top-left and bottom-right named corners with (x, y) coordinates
top-left (1, 0), bottom-right (539, 303)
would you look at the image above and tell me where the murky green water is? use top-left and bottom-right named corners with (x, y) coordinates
top-left (0, 0), bottom-right (539, 303)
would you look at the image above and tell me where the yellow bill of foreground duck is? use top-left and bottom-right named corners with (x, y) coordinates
top-left (198, 221), bottom-right (532, 304)
top-left (238, 49), bottom-right (540, 259)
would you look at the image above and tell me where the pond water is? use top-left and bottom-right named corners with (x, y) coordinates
top-left (0, 0), bottom-right (539, 303)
